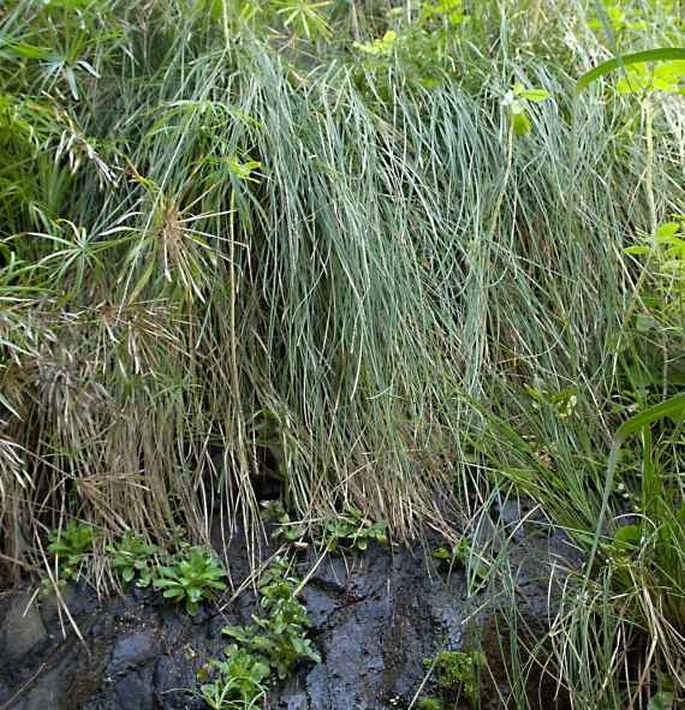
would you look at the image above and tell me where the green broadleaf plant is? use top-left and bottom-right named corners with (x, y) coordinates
top-left (504, 82), bottom-right (551, 137)
top-left (153, 547), bottom-right (227, 614)
top-left (575, 48), bottom-right (685, 95)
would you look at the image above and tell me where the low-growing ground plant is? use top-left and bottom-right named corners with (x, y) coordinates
top-left (43, 525), bottom-right (226, 615)
top-left (46, 521), bottom-right (95, 584)
top-left (200, 556), bottom-right (320, 708)
top-left (322, 505), bottom-right (388, 553)
top-left (268, 501), bottom-right (388, 554)
top-left (153, 547), bottom-right (227, 615)
top-left (107, 531), bottom-right (162, 588)
top-left (199, 647), bottom-right (269, 710)
top-left (422, 650), bottom-right (487, 707)
top-left (418, 696), bottom-right (443, 710)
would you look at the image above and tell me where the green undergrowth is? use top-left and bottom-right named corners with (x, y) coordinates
top-left (1, 0), bottom-right (684, 706)
top-left (421, 650), bottom-right (487, 708)
top-left (2, 0), bottom-right (681, 552)
top-left (267, 501), bottom-right (389, 553)
top-left (200, 556), bottom-right (320, 710)
top-left (45, 524), bottom-right (226, 614)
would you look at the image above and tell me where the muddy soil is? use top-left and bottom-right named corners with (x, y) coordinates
top-left (0, 509), bottom-right (576, 710)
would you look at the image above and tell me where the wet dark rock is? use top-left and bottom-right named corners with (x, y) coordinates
top-left (1, 592), bottom-right (48, 661)
top-left (81, 668), bottom-right (155, 710)
top-left (263, 545), bottom-right (470, 710)
top-left (37, 584), bottom-right (77, 626)
top-left (109, 633), bottom-right (160, 673)
top-left (286, 692), bottom-right (309, 710)
top-left (301, 586), bottom-right (340, 627)
top-left (14, 664), bottom-right (67, 710)
top-left (0, 525), bottom-right (574, 710)
top-left (152, 653), bottom-right (201, 708)
top-left (114, 669), bottom-right (154, 709)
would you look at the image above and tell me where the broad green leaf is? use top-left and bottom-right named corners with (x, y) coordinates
top-left (656, 222), bottom-right (681, 240)
top-left (613, 523), bottom-right (642, 547)
top-left (513, 83), bottom-right (551, 102)
top-left (615, 393), bottom-right (685, 442)
top-left (585, 393), bottom-right (685, 584)
top-left (512, 110), bottom-right (532, 136)
top-left (575, 48), bottom-right (685, 96)
top-left (615, 61), bottom-right (685, 94)
top-left (163, 588), bottom-right (184, 598)
top-left (624, 245), bottom-right (651, 256)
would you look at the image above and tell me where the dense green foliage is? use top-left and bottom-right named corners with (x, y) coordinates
top-left (201, 556), bottom-right (320, 709)
top-left (1, 0), bottom-right (684, 706)
top-left (153, 546), bottom-right (227, 613)
top-left (46, 523), bottom-right (226, 612)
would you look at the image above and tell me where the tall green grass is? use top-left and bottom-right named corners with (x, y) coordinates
top-left (1, 0), bottom-right (683, 704)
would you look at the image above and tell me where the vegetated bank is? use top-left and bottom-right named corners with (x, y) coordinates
top-left (0, 0), bottom-right (683, 707)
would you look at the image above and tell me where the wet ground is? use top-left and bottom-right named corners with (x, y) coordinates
top-left (0, 507), bottom-right (577, 710)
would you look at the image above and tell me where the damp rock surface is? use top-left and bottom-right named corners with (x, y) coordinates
top-left (1, 591), bottom-right (48, 662)
top-left (0, 523), bottom-right (575, 710)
